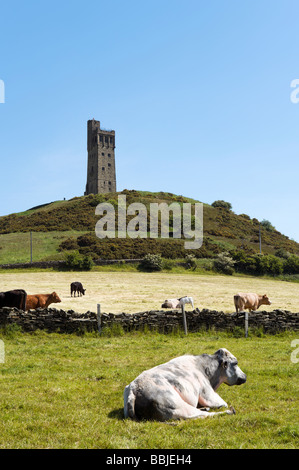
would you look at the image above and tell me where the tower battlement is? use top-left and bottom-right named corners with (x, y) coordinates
top-left (85, 119), bottom-right (116, 195)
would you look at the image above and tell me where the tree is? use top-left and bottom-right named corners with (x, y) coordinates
top-left (260, 219), bottom-right (275, 232)
top-left (211, 200), bottom-right (232, 210)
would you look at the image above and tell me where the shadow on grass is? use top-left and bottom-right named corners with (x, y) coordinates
top-left (108, 408), bottom-right (125, 420)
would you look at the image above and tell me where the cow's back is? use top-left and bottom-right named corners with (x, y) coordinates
top-left (71, 282), bottom-right (83, 291)
top-left (26, 295), bottom-right (40, 310)
top-left (235, 293), bottom-right (259, 310)
top-left (0, 289), bottom-right (27, 310)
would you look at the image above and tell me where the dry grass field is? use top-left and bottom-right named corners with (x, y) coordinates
top-left (0, 271), bottom-right (298, 314)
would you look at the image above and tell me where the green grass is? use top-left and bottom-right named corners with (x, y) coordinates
top-left (0, 327), bottom-right (298, 449)
top-left (0, 231), bottom-right (88, 264)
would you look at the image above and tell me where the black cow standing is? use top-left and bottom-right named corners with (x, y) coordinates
top-left (0, 289), bottom-right (27, 310)
top-left (70, 282), bottom-right (86, 297)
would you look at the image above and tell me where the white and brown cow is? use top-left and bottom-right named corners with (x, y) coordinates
top-left (161, 296), bottom-right (194, 309)
top-left (234, 293), bottom-right (271, 314)
top-left (161, 299), bottom-right (180, 309)
top-left (124, 348), bottom-right (246, 421)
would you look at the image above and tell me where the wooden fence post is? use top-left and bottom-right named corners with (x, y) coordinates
top-left (182, 305), bottom-right (188, 335)
top-left (97, 304), bottom-right (101, 333)
top-left (245, 311), bottom-right (248, 338)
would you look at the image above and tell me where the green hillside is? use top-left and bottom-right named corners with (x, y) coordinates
top-left (0, 190), bottom-right (298, 267)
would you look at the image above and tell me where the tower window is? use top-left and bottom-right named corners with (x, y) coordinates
top-left (102, 167), bottom-right (105, 171)
top-left (105, 136), bottom-right (108, 143)
top-left (108, 163), bottom-right (111, 167)
top-left (100, 135), bottom-right (103, 142)
top-left (108, 153), bottom-right (111, 157)
top-left (102, 152), bottom-right (104, 156)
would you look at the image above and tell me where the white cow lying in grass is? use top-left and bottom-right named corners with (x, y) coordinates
top-left (161, 296), bottom-right (194, 309)
top-left (124, 348), bottom-right (247, 421)
top-left (161, 299), bottom-right (180, 309)
top-left (178, 296), bottom-right (194, 309)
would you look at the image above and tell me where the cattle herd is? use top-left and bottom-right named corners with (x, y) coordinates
top-left (0, 282), bottom-right (272, 316)
top-left (161, 293), bottom-right (272, 315)
top-left (0, 281), bottom-right (86, 312)
top-left (0, 281), bottom-right (274, 421)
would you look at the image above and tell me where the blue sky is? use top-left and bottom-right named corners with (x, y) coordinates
top-left (0, 0), bottom-right (299, 242)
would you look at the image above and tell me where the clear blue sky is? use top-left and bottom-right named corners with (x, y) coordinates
top-left (0, 0), bottom-right (299, 242)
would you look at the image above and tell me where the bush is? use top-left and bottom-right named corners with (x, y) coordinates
top-left (260, 219), bottom-right (275, 232)
top-left (138, 254), bottom-right (164, 272)
top-left (185, 254), bottom-right (197, 270)
top-left (213, 252), bottom-right (235, 275)
top-left (275, 248), bottom-right (291, 259)
top-left (59, 235), bottom-right (220, 261)
top-left (211, 200), bottom-right (232, 210)
top-left (64, 251), bottom-right (94, 271)
top-left (283, 255), bottom-right (299, 274)
top-left (239, 214), bottom-right (251, 220)
top-left (80, 255), bottom-right (94, 270)
top-left (255, 254), bottom-right (284, 275)
top-left (232, 251), bottom-right (258, 274)
top-left (59, 237), bottom-right (78, 251)
top-left (232, 251), bottom-right (286, 276)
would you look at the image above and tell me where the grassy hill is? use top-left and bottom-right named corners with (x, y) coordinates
top-left (0, 190), bottom-right (298, 265)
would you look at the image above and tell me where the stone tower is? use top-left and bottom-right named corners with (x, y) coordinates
top-left (85, 119), bottom-right (116, 195)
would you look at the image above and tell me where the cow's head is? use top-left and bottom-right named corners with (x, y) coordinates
top-left (215, 348), bottom-right (246, 386)
top-left (261, 294), bottom-right (271, 306)
top-left (51, 292), bottom-right (62, 303)
top-left (82, 289), bottom-right (86, 295)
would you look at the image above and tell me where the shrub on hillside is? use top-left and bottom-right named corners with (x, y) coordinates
top-left (58, 233), bottom-right (221, 260)
top-left (255, 254), bottom-right (284, 275)
top-left (138, 254), bottom-right (163, 272)
top-left (213, 252), bottom-right (235, 275)
top-left (283, 254), bottom-right (299, 274)
top-left (59, 237), bottom-right (79, 251)
top-left (232, 251), bottom-right (257, 275)
top-left (260, 219), bottom-right (276, 232)
top-left (231, 251), bottom-right (291, 276)
top-left (185, 254), bottom-right (197, 270)
top-left (211, 200), bottom-right (232, 210)
top-left (275, 248), bottom-right (291, 259)
top-left (64, 251), bottom-right (94, 271)
top-left (239, 214), bottom-right (251, 220)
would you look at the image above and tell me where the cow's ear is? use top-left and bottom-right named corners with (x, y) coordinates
top-left (222, 360), bottom-right (228, 369)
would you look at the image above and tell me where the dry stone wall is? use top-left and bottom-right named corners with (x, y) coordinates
top-left (0, 307), bottom-right (298, 335)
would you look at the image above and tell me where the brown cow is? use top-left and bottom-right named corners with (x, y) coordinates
top-left (26, 292), bottom-right (61, 311)
top-left (234, 293), bottom-right (271, 315)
